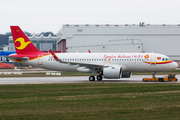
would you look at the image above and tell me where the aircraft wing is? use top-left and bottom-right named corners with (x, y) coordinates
top-left (49, 49), bottom-right (108, 69)
top-left (5, 56), bottom-right (29, 62)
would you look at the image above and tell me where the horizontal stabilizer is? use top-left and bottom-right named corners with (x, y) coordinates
top-left (5, 56), bottom-right (29, 62)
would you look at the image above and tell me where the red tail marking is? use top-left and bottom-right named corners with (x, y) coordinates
top-left (10, 26), bottom-right (42, 54)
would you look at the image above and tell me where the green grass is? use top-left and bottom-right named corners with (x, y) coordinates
top-left (0, 83), bottom-right (180, 120)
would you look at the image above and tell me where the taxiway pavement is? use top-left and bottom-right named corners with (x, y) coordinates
top-left (0, 75), bottom-right (180, 84)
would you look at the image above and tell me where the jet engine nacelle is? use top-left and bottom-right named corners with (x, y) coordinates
top-left (121, 72), bottom-right (132, 78)
top-left (103, 67), bottom-right (122, 79)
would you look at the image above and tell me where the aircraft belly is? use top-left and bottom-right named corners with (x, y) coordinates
top-left (126, 64), bottom-right (172, 72)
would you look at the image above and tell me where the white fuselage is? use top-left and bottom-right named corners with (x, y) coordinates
top-left (24, 53), bottom-right (178, 72)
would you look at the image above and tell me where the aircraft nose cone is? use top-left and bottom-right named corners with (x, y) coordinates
top-left (173, 62), bottom-right (178, 69)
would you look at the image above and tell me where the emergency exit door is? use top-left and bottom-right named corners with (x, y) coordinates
top-left (38, 54), bottom-right (43, 65)
top-left (150, 55), bottom-right (156, 65)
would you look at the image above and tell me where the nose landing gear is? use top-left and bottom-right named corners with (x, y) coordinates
top-left (152, 72), bottom-right (156, 78)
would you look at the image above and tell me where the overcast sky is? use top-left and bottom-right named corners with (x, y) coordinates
top-left (1, 0), bottom-right (180, 34)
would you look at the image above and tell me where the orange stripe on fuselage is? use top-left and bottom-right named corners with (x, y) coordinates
top-left (29, 54), bottom-right (51, 61)
top-left (143, 60), bottom-right (173, 64)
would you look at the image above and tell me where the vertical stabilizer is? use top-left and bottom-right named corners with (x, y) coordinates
top-left (10, 26), bottom-right (42, 54)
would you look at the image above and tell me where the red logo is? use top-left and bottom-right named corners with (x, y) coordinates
top-left (157, 57), bottom-right (161, 60)
top-left (144, 55), bottom-right (149, 59)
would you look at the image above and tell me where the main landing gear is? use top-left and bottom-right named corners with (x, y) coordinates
top-left (89, 75), bottom-right (103, 81)
top-left (89, 70), bottom-right (103, 81)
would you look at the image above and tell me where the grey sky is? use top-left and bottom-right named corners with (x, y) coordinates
top-left (0, 0), bottom-right (180, 34)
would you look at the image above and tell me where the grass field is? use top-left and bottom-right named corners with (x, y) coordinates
top-left (0, 83), bottom-right (180, 120)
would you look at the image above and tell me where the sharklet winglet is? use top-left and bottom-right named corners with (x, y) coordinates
top-left (49, 49), bottom-right (59, 60)
top-left (49, 49), bottom-right (72, 64)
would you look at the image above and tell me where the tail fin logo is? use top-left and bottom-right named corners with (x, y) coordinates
top-left (15, 37), bottom-right (31, 50)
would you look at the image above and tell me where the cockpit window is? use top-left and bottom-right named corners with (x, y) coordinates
top-left (162, 58), bottom-right (171, 61)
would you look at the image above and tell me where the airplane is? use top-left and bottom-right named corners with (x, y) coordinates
top-left (0, 51), bottom-right (16, 56)
top-left (7, 26), bottom-right (178, 81)
top-left (0, 51), bottom-right (16, 62)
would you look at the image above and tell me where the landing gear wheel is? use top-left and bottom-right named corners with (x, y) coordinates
top-left (97, 75), bottom-right (103, 81)
top-left (89, 76), bottom-right (95, 81)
